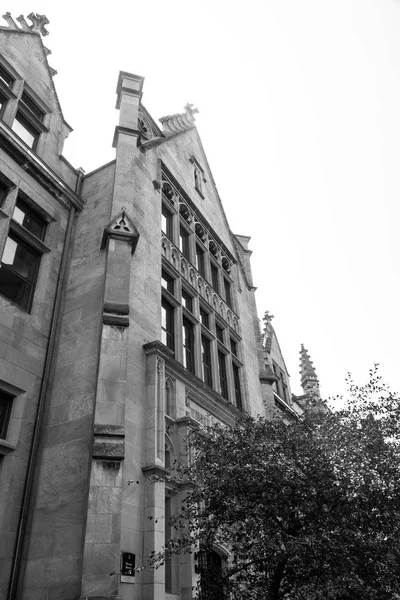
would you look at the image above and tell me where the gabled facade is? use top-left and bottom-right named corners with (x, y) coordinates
top-left (0, 13), bottom-right (301, 600)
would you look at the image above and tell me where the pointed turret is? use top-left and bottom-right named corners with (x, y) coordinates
top-left (299, 344), bottom-right (321, 401)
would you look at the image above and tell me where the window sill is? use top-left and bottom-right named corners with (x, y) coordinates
top-left (0, 438), bottom-right (17, 455)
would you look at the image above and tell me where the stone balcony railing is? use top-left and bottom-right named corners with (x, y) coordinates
top-left (161, 233), bottom-right (239, 333)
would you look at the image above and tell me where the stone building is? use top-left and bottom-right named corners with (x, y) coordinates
top-left (0, 13), bottom-right (295, 600)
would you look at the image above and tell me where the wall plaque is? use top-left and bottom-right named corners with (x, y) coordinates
top-left (121, 552), bottom-right (135, 583)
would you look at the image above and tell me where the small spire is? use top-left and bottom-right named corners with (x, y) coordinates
top-left (2, 12), bottom-right (50, 37)
top-left (27, 12), bottom-right (49, 36)
top-left (299, 344), bottom-right (321, 400)
top-left (2, 12), bottom-right (18, 29)
top-left (159, 104), bottom-right (199, 136)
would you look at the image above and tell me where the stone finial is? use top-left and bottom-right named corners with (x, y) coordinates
top-left (27, 12), bottom-right (49, 36)
top-left (299, 344), bottom-right (321, 400)
top-left (263, 311), bottom-right (274, 326)
top-left (2, 12), bottom-right (50, 36)
top-left (159, 103), bottom-right (199, 136)
top-left (2, 12), bottom-right (18, 29)
top-left (16, 15), bottom-right (30, 31)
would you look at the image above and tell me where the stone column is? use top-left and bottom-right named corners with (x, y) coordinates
top-left (80, 209), bottom-right (139, 599)
top-left (142, 342), bottom-right (173, 600)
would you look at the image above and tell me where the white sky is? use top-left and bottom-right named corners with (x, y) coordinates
top-left (7, 0), bottom-right (400, 400)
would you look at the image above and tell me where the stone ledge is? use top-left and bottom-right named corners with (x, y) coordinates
top-left (103, 314), bottom-right (129, 327)
top-left (93, 439), bottom-right (125, 460)
top-left (94, 424), bottom-right (125, 437)
top-left (103, 301), bottom-right (129, 315)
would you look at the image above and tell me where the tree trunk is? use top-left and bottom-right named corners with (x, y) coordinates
top-left (268, 557), bottom-right (287, 600)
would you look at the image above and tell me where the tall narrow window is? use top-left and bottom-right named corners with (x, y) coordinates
top-left (230, 338), bottom-right (238, 356)
top-left (162, 205), bottom-right (173, 241)
top-left (210, 262), bottom-right (219, 294)
top-left (194, 164), bottom-right (203, 195)
top-left (218, 351), bottom-right (228, 400)
top-left (161, 299), bottom-right (174, 351)
top-left (162, 270), bottom-right (174, 294)
top-left (216, 323), bottom-right (224, 344)
top-left (182, 290), bottom-right (193, 312)
top-left (201, 336), bottom-right (212, 387)
top-left (0, 198), bottom-right (47, 311)
top-left (223, 278), bottom-right (232, 308)
top-left (179, 225), bottom-right (190, 259)
top-left (182, 318), bottom-right (195, 373)
top-left (195, 244), bottom-right (206, 277)
top-left (273, 363), bottom-right (289, 404)
top-left (200, 307), bottom-right (210, 329)
top-left (233, 364), bottom-right (242, 410)
top-left (0, 390), bottom-right (13, 439)
top-left (0, 179), bottom-right (10, 207)
top-left (0, 64), bottom-right (14, 117)
top-left (12, 92), bottom-right (45, 150)
top-left (0, 64), bottom-right (14, 88)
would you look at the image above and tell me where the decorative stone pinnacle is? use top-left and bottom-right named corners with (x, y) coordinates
top-left (184, 103), bottom-right (199, 117)
top-left (16, 15), bottom-right (30, 31)
top-left (263, 311), bottom-right (274, 325)
top-left (2, 12), bottom-right (50, 36)
top-left (159, 104), bottom-right (199, 136)
top-left (299, 344), bottom-right (321, 399)
top-left (2, 12), bottom-right (18, 29)
top-left (27, 12), bottom-right (50, 36)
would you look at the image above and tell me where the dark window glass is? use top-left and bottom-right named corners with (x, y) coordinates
top-left (182, 290), bottom-right (193, 312)
top-left (0, 180), bottom-right (9, 206)
top-left (12, 113), bottom-right (38, 148)
top-left (201, 336), bottom-right (212, 387)
top-left (161, 299), bottom-right (174, 350)
top-left (196, 244), bottom-right (205, 277)
top-left (179, 225), bottom-right (190, 259)
top-left (0, 93), bottom-right (5, 114)
top-left (230, 338), bottom-right (238, 356)
top-left (182, 318), bottom-right (195, 373)
top-left (223, 278), bottom-right (232, 308)
top-left (218, 351), bottom-right (228, 399)
top-left (0, 390), bottom-right (13, 439)
top-left (162, 205), bottom-right (173, 241)
top-left (210, 262), bottom-right (219, 293)
top-left (200, 307), bottom-right (209, 329)
top-left (273, 363), bottom-right (289, 404)
top-left (0, 65), bottom-right (13, 87)
top-left (0, 233), bottom-right (41, 310)
top-left (162, 181), bottom-right (174, 203)
top-left (233, 364), bottom-right (242, 410)
top-left (194, 165), bottom-right (202, 194)
top-left (161, 270), bottom-right (174, 294)
top-left (20, 92), bottom-right (45, 121)
top-left (13, 199), bottom-right (46, 240)
top-left (216, 324), bottom-right (224, 343)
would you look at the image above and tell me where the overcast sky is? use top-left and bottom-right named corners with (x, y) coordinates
top-left (7, 0), bottom-right (400, 400)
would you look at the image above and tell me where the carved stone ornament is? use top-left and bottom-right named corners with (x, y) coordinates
top-left (100, 207), bottom-right (140, 254)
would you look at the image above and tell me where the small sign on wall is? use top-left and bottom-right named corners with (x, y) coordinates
top-left (121, 552), bottom-right (135, 583)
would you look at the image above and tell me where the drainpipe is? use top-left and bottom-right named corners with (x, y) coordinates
top-left (7, 167), bottom-right (85, 600)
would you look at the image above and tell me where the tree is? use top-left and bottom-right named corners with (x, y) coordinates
top-left (154, 367), bottom-right (400, 600)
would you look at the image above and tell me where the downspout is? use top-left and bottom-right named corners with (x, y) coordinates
top-left (7, 168), bottom-right (85, 600)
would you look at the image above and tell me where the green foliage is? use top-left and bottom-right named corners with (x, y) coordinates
top-left (155, 367), bottom-right (400, 599)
